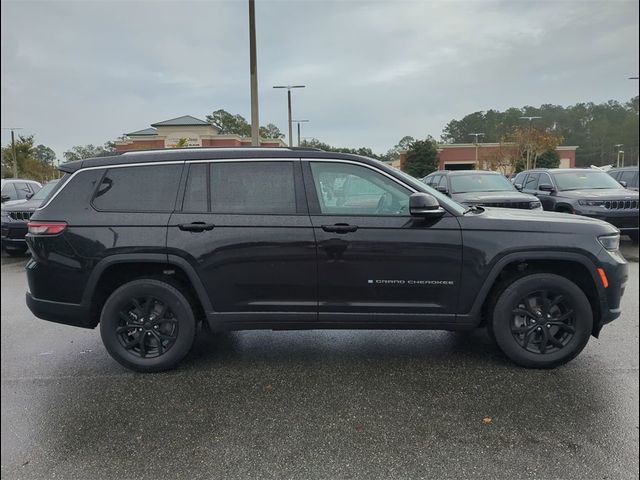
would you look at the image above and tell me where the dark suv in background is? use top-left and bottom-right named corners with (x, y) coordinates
top-left (422, 170), bottom-right (542, 210)
top-left (25, 148), bottom-right (628, 372)
top-left (514, 168), bottom-right (639, 243)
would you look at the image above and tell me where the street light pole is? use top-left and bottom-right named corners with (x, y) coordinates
top-left (273, 85), bottom-right (305, 147)
top-left (293, 119), bottom-right (309, 146)
top-left (2, 127), bottom-right (23, 178)
top-left (248, 0), bottom-right (260, 146)
top-left (615, 144), bottom-right (623, 168)
top-left (468, 133), bottom-right (485, 168)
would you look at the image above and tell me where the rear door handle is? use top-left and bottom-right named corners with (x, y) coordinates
top-left (321, 223), bottom-right (358, 234)
top-left (178, 222), bottom-right (215, 232)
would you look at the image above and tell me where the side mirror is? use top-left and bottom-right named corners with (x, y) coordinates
top-left (436, 185), bottom-right (448, 194)
top-left (538, 183), bottom-right (555, 192)
top-left (1, 195), bottom-right (10, 203)
top-left (410, 192), bottom-right (445, 217)
top-left (26, 192), bottom-right (34, 200)
top-left (619, 180), bottom-right (628, 188)
top-left (514, 183), bottom-right (523, 191)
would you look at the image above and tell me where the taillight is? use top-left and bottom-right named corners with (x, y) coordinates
top-left (27, 221), bottom-right (67, 235)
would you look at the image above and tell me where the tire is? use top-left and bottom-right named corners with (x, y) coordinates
top-left (100, 278), bottom-right (197, 372)
top-left (490, 273), bottom-right (592, 369)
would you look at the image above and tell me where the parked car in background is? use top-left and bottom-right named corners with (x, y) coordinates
top-left (514, 168), bottom-right (639, 243)
top-left (25, 148), bottom-right (627, 372)
top-left (421, 170), bottom-right (542, 210)
top-left (1, 180), bottom-right (58, 256)
top-left (608, 166), bottom-right (639, 191)
top-left (1, 179), bottom-right (42, 206)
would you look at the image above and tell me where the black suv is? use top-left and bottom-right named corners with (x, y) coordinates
top-left (25, 148), bottom-right (628, 372)
top-left (513, 168), bottom-right (639, 243)
top-left (422, 170), bottom-right (542, 210)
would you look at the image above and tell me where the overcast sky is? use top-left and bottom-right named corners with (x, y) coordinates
top-left (1, 0), bottom-right (638, 158)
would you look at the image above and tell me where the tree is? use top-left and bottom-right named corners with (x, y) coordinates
top-left (175, 138), bottom-right (188, 148)
top-left (259, 123), bottom-right (285, 139)
top-left (535, 149), bottom-right (561, 169)
top-left (32, 144), bottom-right (57, 166)
top-left (1, 135), bottom-right (57, 181)
top-left (63, 142), bottom-right (116, 162)
top-left (510, 127), bottom-right (563, 170)
top-left (404, 138), bottom-right (439, 178)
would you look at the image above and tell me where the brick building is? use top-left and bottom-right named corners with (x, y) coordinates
top-left (115, 115), bottom-right (285, 152)
top-left (395, 143), bottom-right (578, 173)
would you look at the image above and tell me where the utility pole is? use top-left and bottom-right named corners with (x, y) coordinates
top-left (519, 116), bottom-right (542, 170)
top-left (273, 85), bottom-right (305, 147)
top-left (248, 0), bottom-right (260, 146)
top-left (2, 127), bottom-right (23, 178)
top-left (468, 133), bottom-right (485, 168)
top-left (293, 120), bottom-right (309, 146)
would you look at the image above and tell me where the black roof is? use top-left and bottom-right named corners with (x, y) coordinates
top-left (59, 147), bottom-right (376, 174)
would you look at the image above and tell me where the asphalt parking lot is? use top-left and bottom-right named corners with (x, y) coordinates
top-left (1, 242), bottom-right (638, 480)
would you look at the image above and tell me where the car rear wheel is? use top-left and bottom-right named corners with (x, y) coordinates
top-left (490, 273), bottom-right (592, 368)
top-left (100, 278), bottom-right (196, 372)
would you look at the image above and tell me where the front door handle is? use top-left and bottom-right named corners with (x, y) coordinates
top-left (178, 222), bottom-right (215, 232)
top-left (321, 223), bottom-right (358, 234)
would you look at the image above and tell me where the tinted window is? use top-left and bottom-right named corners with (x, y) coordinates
top-left (31, 180), bottom-right (59, 201)
top-left (182, 163), bottom-right (208, 212)
top-left (513, 172), bottom-right (526, 185)
top-left (428, 175), bottom-right (440, 186)
top-left (524, 173), bottom-right (541, 190)
top-left (2, 183), bottom-right (18, 201)
top-left (210, 161), bottom-right (296, 214)
top-left (538, 173), bottom-right (553, 188)
top-left (620, 170), bottom-right (638, 187)
top-left (310, 162), bottom-right (410, 215)
top-left (93, 164), bottom-right (182, 212)
top-left (438, 176), bottom-right (448, 189)
top-left (15, 182), bottom-right (32, 199)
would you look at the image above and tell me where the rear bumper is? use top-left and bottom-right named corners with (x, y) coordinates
top-left (25, 292), bottom-right (93, 329)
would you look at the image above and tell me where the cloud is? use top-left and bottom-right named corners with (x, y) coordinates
top-left (1, 0), bottom-right (638, 157)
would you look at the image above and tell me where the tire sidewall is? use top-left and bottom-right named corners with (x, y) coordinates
top-left (492, 273), bottom-right (593, 368)
top-left (100, 279), bottom-right (196, 372)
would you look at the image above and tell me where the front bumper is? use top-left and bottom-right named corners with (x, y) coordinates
top-left (576, 209), bottom-right (639, 233)
top-left (594, 248), bottom-right (628, 333)
top-left (1, 219), bottom-right (28, 249)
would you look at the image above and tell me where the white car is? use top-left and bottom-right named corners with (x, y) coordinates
top-left (1, 179), bottom-right (42, 206)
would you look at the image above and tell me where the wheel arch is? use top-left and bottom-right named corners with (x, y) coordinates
top-left (82, 254), bottom-right (212, 328)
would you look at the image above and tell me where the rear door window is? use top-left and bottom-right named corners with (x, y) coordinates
top-left (15, 182), bottom-right (32, 199)
top-left (93, 164), bottom-right (182, 212)
top-left (209, 161), bottom-right (297, 214)
top-left (182, 163), bottom-right (208, 212)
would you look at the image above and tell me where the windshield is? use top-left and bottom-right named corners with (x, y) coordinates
top-left (31, 180), bottom-right (59, 201)
top-left (553, 171), bottom-right (624, 191)
top-left (450, 173), bottom-right (515, 193)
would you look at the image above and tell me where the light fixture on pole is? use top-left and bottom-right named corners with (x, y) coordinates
top-left (519, 116), bottom-right (542, 169)
top-left (273, 85), bottom-right (305, 147)
top-left (1, 127), bottom-right (23, 178)
top-left (293, 120), bottom-right (309, 146)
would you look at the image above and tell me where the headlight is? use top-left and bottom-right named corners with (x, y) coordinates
top-left (579, 200), bottom-right (605, 207)
top-left (598, 233), bottom-right (620, 251)
top-left (529, 201), bottom-right (542, 209)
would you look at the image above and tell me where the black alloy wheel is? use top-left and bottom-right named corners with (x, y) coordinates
top-left (116, 296), bottom-right (178, 359)
top-left (510, 290), bottom-right (575, 355)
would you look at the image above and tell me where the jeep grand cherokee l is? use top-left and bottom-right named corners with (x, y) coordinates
top-left (514, 168), bottom-right (639, 243)
top-left (25, 148), bottom-right (628, 372)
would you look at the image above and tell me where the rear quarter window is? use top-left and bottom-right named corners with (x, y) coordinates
top-left (92, 164), bottom-right (183, 212)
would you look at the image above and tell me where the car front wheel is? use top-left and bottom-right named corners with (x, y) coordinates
top-left (491, 273), bottom-right (592, 368)
top-left (100, 278), bottom-right (196, 372)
